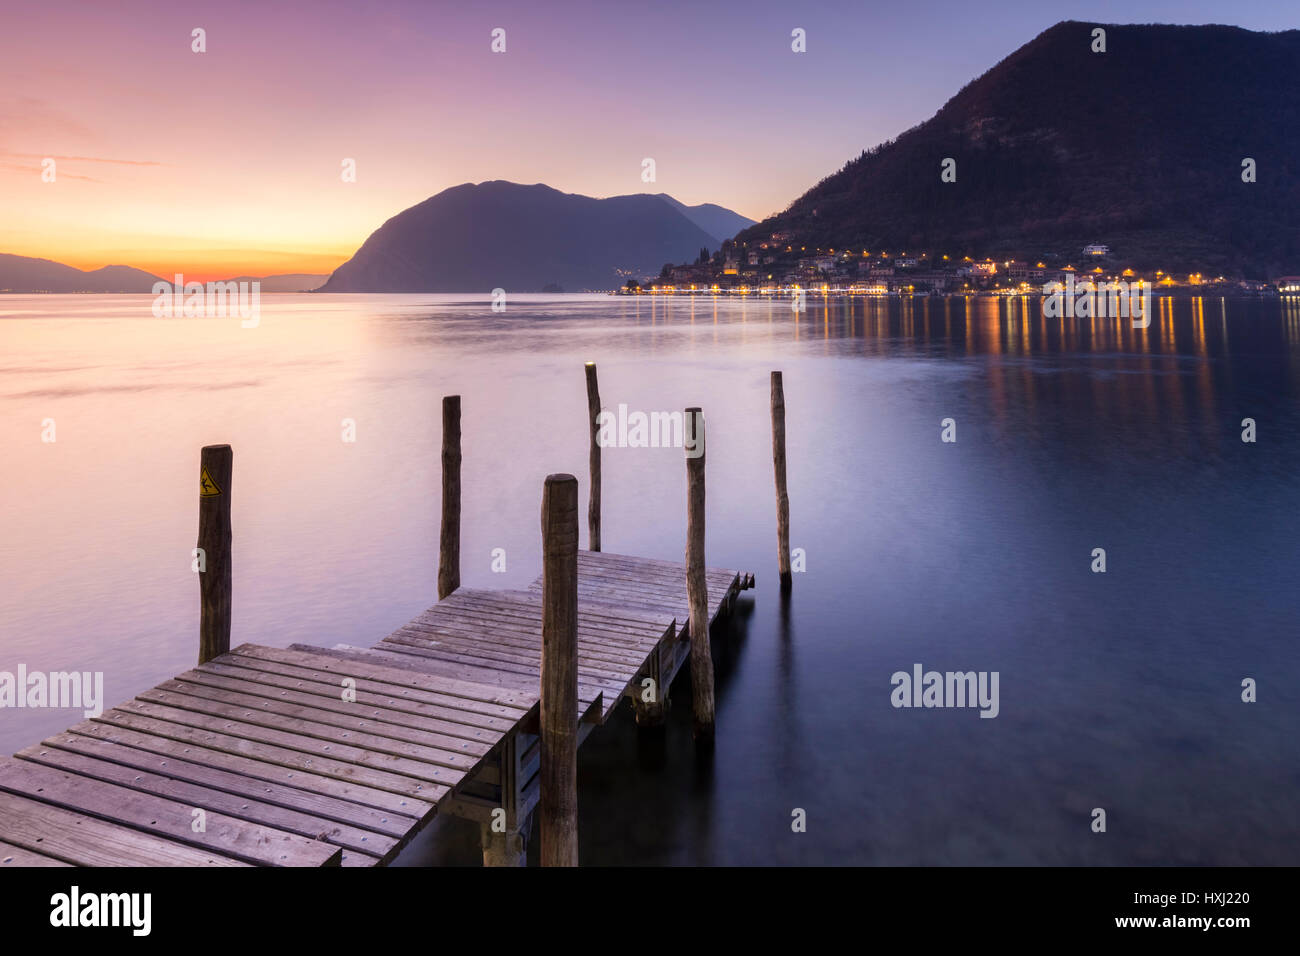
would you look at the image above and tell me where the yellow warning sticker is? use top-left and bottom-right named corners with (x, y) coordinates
top-left (199, 467), bottom-right (222, 497)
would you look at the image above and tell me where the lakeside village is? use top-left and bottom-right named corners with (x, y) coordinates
top-left (619, 237), bottom-right (1300, 298)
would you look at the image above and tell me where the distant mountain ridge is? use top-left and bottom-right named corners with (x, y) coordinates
top-left (736, 21), bottom-right (1300, 275)
top-left (0, 254), bottom-right (163, 293)
top-left (653, 194), bottom-right (754, 243)
top-left (0, 256), bottom-right (332, 293)
top-left (319, 182), bottom-right (753, 292)
top-left (220, 273), bottom-right (331, 292)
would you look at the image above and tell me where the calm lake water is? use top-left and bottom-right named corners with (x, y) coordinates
top-left (2, 292), bottom-right (1298, 865)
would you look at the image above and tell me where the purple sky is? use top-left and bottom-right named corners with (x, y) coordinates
top-left (1, 0), bottom-right (1292, 277)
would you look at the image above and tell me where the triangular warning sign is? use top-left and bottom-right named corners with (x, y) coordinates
top-left (199, 467), bottom-right (222, 497)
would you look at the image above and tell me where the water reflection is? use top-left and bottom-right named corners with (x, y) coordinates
top-left (3, 293), bottom-right (1297, 866)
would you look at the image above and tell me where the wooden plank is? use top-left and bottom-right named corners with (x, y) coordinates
top-left (445, 587), bottom-right (683, 633)
top-left (41, 728), bottom-right (416, 837)
top-left (196, 658), bottom-right (519, 731)
top-left (380, 649), bottom-right (636, 709)
top-left (0, 791), bottom-right (250, 867)
top-left (16, 746), bottom-right (400, 863)
top-left (175, 667), bottom-right (499, 745)
top-left (377, 633), bottom-right (551, 682)
top-left (590, 588), bottom-right (734, 620)
top-left (367, 643), bottom-right (607, 715)
top-left (135, 684), bottom-right (483, 771)
top-left (159, 676), bottom-right (492, 757)
top-left (442, 587), bottom-right (678, 631)
top-left (568, 559), bottom-right (737, 592)
top-left (561, 584), bottom-right (691, 615)
top-left (569, 575), bottom-right (690, 597)
top-left (0, 758), bottom-right (342, 867)
top-left (566, 580), bottom-right (686, 606)
top-left (91, 707), bottom-right (448, 806)
top-left (226, 645), bottom-right (533, 712)
top-left (410, 602), bottom-right (669, 655)
top-left (574, 549), bottom-right (741, 578)
top-left (371, 649), bottom-right (618, 711)
top-left (374, 637), bottom-right (615, 701)
top-left (392, 620), bottom-right (653, 669)
top-left (0, 840), bottom-right (72, 867)
top-left (328, 646), bottom-right (613, 724)
top-left (406, 601), bottom-right (667, 653)
top-left (106, 698), bottom-right (470, 786)
top-left (565, 587), bottom-right (729, 616)
top-left (208, 653), bottom-right (527, 723)
top-left (382, 629), bottom-right (635, 685)
top-left (390, 629), bottom-right (656, 685)
top-left (572, 563), bottom-right (740, 595)
top-left (558, 577), bottom-right (737, 619)
top-left (313, 643), bottom-right (542, 694)
top-left (569, 569), bottom-right (738, 600)
top-left (62, 723), bottom-right (426, 816)
top-left (576, 565), bottom-right (738, 592)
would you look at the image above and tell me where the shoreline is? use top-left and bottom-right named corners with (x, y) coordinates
top-left (616, 286), bottom-right (1286, 299)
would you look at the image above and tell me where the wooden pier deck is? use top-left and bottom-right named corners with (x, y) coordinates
top-left (1, 369), bottom-right (788, 867)
top-left (0, 550), bottom-right (752, 867)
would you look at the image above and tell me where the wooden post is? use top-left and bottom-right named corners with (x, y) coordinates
top-left (584, 362), bottom-right (601, 552)
top-left (437, 395), bottom-right (461, 600)
top-left (632, 648), bottom-right (666, 727)
top-left (771, 371), bottom-right (792, 592)
top-left (197, 444), bottom-right (232, 665)
top-left (479, 733), bottom-right (528, 866)
top-left (480, 823), bottom-right (526, 867)
top-left (684, 408), bottom-right (715, 744)
top-left (539, 473), bottom-right (579, 866)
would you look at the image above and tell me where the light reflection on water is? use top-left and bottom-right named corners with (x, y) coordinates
top-left (2, 293), bottom-right (1298, 865)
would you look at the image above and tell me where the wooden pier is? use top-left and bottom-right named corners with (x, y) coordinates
top-left (0, 365), bottom-right (785, 868)
top-left (0, 551), bottom-right (750, 867)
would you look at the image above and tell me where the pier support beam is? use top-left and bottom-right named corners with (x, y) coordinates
top-left (479, 821), bottom-right (527, 867)
top-left (771, 371), bottom-right (793, 593)
top-left (539, 474), bottom-right (579, 866)
top-left (633, 644), bottom-right (667, 727)
top-left (633, 696), bottom-right (667, 726)
top-left (684, 408), bottom-right (715, 745)
top-left (585, 362), bottom-right (602, 552)
top-left (197, 444), bottom-right (232, 665)
top-left (438, 395), bottom-right (461, 600)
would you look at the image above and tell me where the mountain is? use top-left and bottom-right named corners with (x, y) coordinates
top-left (736, 22), bottom-right (1300, 276)
top-left (220, 273), bottom-right (331, 292)
top-left (319, 182), bottom-right (741, 292)
top-left (654, 194), bottom-right (755, 243)
top-left (0, 257), bottom-right (332, 293)
top-left (0, 254), bottom-right (163, 292)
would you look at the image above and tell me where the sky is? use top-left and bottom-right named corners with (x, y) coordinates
top-left (1, 0), bottom-right (1294, 280)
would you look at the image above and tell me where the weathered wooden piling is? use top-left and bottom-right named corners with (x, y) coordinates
top-left (479, 823), bottom-right (526, 867)
top-left (684, 407), bottom-right (715, 744)
top-left (437, 395), bottom-right (461, 600)
top-left (539, 473), bottom-right (579, 866)
top-left (771, 371), bottom-right (792, 592)
top-left (197, 444), bottom-right (232, 665)
top-left (585, 362), bottom-right (602, 552)
top-left (633, 677), bottom-right (667, 727)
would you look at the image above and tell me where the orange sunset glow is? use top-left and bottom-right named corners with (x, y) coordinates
top-left (2, 0), bottom-right (1075, 282)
